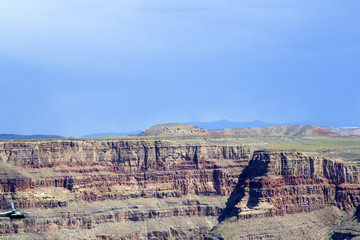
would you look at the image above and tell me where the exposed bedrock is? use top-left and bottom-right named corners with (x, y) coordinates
top-left (1, 140), bottom-right (360, 239)
top-left (0, 140), bottom-right (250, 169)
top-left (0, 196), bottom-right (226, 236)
top-left (0, 140), bottom-right (251, 238)
top-left (219, 150), bottom-right (360, 222)
top-left (0, 140), bottom-right (251, 195)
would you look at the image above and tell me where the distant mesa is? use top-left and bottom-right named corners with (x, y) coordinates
top-left (138, 123), bottom-right (339, 137)
top-left (138, 123), bottom-right (207, 136)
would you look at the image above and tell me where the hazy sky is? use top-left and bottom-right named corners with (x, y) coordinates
top-left (1, 0), bottom-right (359, 136)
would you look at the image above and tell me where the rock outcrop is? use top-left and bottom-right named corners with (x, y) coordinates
top-left (207, 151), bottom-right (360, 239)
top-left (1, 139), bottom-right (360, 239)
top-left (0, 139), bottom-right (251, 238)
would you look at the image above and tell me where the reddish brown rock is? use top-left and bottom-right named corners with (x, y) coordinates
top-left (2, 140), bottom-right (360, 239)
top-left (219, 151), bottom-right (360, 222)
top-left (0, 140), bottom-right (251, 238)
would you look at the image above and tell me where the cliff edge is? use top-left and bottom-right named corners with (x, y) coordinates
top-left (0, 140), bottom-right (359, 239)
top-left (207, 151), bottom-right (360, 239)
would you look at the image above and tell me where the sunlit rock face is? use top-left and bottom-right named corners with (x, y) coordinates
top-left (207, 151), bottom-right (360, 240)
top-left (221, 151), bottom-right (360, 219)
top-left (0, 140), bottom-right (252, 238)
top-left (2, 140), bottom-right (360, 239)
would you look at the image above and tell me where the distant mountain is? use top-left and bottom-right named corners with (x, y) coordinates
top-left (81, 130), bottom-right (142, 138)
top-left (138, 123), bottom-right (206, 136)
top-left (187, 120), bottom-right (283, 130)
top-left (0, 134), bottom-right (64, 140)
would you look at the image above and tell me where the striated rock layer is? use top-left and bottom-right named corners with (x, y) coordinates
top-left (1, 140), bottom-right (360, 239)
top-left (208, 151), bottom-right (360, 239)
top-left (219, 151), bottom-right (360, 220)
top-left (0, 140), bottom-right (252, 238)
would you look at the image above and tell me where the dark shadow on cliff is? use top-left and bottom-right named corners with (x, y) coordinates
top-left (218, 152), bottom-right (270, 222)
top-left (352, 205), bottom-right (360, 222)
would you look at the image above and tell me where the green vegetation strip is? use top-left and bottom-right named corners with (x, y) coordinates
top-left (265, 137), bottom-right (360, 152)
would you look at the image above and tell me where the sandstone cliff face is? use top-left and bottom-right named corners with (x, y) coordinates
top-left (0, 140), bottom-right (249, 169)
top-left (219, 151), bottom-right (360, 221)
top-left (1, 140), bottom-right (360, 239)
top-left (208, 151), bottom-right (360, 239)
top-left (0, 140), bottom-right (251, 238)
top-left (0, 141), bottom-right (251, 201)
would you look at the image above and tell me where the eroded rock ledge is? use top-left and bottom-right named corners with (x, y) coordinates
top-left (208, 151), bottom-right (360, 239)
top-left (0, 140), bottom-right (360, 239)
top-left (0, 140), bottom-right (251, 238)
top-left (223, 151), bottom-right (360, 218)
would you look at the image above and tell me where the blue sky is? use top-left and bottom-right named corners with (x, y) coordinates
top-left (1, 0), bottom-right (359, 136)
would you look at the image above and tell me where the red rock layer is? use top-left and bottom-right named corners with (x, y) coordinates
top-left (2, 140), bottom-right (360, 238)
top-left (224, 151), bottom-right (360, 220)
top-left (0, 140), bottom-right (251, 237)
top-left (0, 198), bottom-right (224, 235)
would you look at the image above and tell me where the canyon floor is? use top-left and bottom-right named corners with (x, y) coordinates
top-left (0, 134), bottom-right (360, 239)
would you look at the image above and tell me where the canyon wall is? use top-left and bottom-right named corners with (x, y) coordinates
top-left (1, 140), bottom-right (360, 239)
top-left (220, 151), bottom-right (360, 220)
top-left (208, 151), bottom-right (360, 239)
top-left (0, 140), bottom-right (252, 238)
